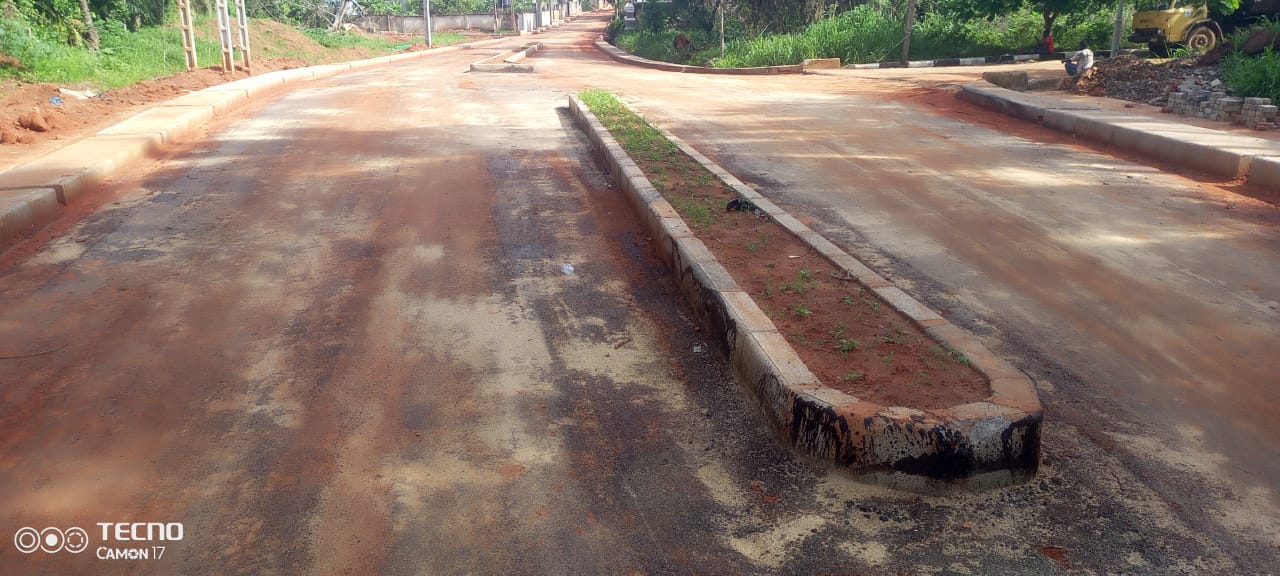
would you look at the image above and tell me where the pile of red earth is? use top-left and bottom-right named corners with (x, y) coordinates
top-left (1080, 54), bottom-right (1220, 106)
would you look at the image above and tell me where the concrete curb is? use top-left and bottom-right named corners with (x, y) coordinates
top-left (0, 37), bottom-right (510, 247)
top-left (568, 94), bottom-right (1042, 488)
top-left (593, 38), bottom-right (802, 75)
top-left (957, 81), bottom-right (1280, 186)
top-left (844, 48), bottom-right (1145, 69)
top-left (469, 42), bottom-right (541, 72)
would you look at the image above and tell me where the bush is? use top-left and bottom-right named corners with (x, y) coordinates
top-left (604, 17), bottom-right (624, 42)
top-left (614, 28), bottom-right (717, 64)
top-left (613, 3), bottom-right (1133, 68)
top-left (713, 5), bottom-right (901, 67)
top-left (1222, 48), bottom-right (1280, 103)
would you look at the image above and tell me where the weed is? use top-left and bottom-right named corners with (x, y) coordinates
top-left (881, 350), bottom-right (895, 364)
top-left (830, 322), bottom-right (849, 340)
top-left (837, 371), bottom-right (865, 382)
top-left (746, 233), bottom-right (770, 252)
top-left (1223, 47), bottom-right (1280, 103)
top-left (930, 344), bottom-right (971, 366)
top-left (835, 338), bottom-right (860, 355)
top-left (670, 195), bottom-right (717, 229)
top-left (782, 268), bottom-right (818, 294)
top-left (792, 303), bottom-right (812, 317)
top-left (758, 279), bottom-right (775, 299)
top-left (877, 326), bottom-right (908, 345)
top-left (841, 295), bottom-right (856, 305)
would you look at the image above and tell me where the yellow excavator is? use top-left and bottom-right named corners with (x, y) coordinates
top-left (1130, 0), bottom-right (1279, 53)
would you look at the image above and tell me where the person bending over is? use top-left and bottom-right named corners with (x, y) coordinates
top-left (1065, 40), bottom-right (1094, 80)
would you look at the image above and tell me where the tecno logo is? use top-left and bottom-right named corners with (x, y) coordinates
top-left (13, 527), bottom-right (89, 554)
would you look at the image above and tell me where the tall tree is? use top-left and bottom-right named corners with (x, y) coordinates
top-left (938, 0), bottom-right (1108, 43)
top-left (78, 0), bottom-right (101, 50)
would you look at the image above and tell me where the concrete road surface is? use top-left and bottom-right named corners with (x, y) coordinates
top-left (1, 13), bottom-right (1278, 575)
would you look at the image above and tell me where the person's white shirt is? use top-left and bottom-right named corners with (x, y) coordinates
top-left (1071, 48), bottom-right (1094, 71)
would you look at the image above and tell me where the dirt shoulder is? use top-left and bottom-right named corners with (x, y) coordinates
top-left (0, 19), bottom-right (492, 173)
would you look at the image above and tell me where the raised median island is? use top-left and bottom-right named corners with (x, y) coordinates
top-left (570, 89), bottom-right (1043, 488)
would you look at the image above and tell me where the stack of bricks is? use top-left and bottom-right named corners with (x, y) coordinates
top-left (1164, 89), bottom-right (1276, 130)
top-left (1242, 97), bottom-right (1278, 130)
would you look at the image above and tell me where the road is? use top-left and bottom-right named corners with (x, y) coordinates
top-left (1, 12), bottom-right (1278, 575)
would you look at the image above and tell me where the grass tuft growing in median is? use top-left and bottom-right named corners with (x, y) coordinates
top-left (579, 89), bottom-right (722, 227)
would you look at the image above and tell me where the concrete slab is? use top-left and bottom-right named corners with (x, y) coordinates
top-left (98, 105), bottom-right (216, 144)
top-left (963, 81), bottom-right (1280, 184)
top-left (1250, 155), bottom-right (1280, 190)
top-left (0, 134), bottom-right (162, 203)
top-left (0, 188), bottom-right (59, 245)
top-left (165, 90), bottom-right (250, 116)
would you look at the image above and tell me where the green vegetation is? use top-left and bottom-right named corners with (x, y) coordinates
top-left (580, 88), bottom-right (726, 232)
top-left (791, 303), bottom-right (812, 317)
top-left (1221, 18), bottom-right (1280, 103)
top-left (930, 344), bottom-right (972, 366)
top-left (1221, 49), bottom-right (1280, 102)
top-left (0, 15), bottom-right (224, 87)
top-left (835, 337), bottom-right (861, 354)
top-left (670, 194), bottom-right (718, 228)
top-left (0, 0), bottom-right (494, 89)
top-left (781, 268), bottom-right (817, 294)
top-left (614, 0), bottom-right (1125, 67)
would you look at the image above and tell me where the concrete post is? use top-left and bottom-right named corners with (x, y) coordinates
top-left (177, 0), bottom-right (198, 70)
top-left (215, 0), bottom-right (234, 71)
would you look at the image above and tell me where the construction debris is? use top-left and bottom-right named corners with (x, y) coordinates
top-left (1077, 54), bottom-right (1220, 107)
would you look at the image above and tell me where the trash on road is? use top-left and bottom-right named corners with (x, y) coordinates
top-left (561, 262), bottom-right (574, 274)
top-left (58, 88), bottom-right (100, 100)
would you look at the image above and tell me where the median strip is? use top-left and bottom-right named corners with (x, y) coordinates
top-left (570, 90), bottom-right (1042, 488)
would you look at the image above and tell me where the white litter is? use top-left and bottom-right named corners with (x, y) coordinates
top-left (561, 263), bottom-right (574, 274)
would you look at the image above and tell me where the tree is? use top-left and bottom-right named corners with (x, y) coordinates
top-left (78, 0), bottom-right (101, 50)
top-left (937, 0), bottom-right (1108, 43)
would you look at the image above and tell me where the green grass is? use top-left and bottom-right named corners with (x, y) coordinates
top-left (1222, 20), bottom-right (1280, 102)
top-left (0, 15), bottom-right (463, 89)
top-left (579, 88), bottom-right (727, 232)
top-left (580, 89), bottom-right (682, 165)
top-left (781, 268), bottom-right (817, 294)
top-left (669, 194), bottom-right (718, 229)
top-left (616, 3), bottom-right (1126, 68)
top-left (0, 18), bottom-right (225, 87)
top-left (835, 337), bottom-right (860, 355)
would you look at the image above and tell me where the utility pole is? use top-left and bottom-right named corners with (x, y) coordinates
top-left (902, 0), bottom-right (916, 65)
top-left (216, 0), bottom-right (234, 71)
top-left (234, 0), bottom-right (251, 72)
top-left (177, 0), bottom-right (198, 70)
top-left (1110, 0), bottom-right (1125, 56)
top-left (423, 0), bottom-right (433, 46)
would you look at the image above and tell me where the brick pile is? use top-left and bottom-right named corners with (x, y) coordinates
top-left (1163, 82), bottom-right (1277, 130)
top-left (1242, 98), bottom-right (1279, 130)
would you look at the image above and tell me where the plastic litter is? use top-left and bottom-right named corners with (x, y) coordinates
top-left (561, 262), bottom-right (574, 274)
top-left (49, 96), bottom-right (63, 106)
